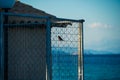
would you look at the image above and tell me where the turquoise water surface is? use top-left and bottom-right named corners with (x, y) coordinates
top-left (84, 55), bottom-right (120, 80)
top-left (52, 54), bottom-right (120, 80)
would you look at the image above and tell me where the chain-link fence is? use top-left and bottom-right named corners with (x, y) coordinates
top-left (0, 13), bottom-right (51, 80)
top-left (0, 12), bottom-right (84, 80)
top-left (51, 18), bottom-right (84, 80)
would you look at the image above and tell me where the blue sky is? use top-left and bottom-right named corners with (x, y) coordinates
top-left (20, 0), bottom-right (120, 53)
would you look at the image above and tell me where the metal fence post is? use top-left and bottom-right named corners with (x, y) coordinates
top-left (78, 22), bottom-right (81, 80)
top-left (81, 22), bottom-right (84, 80)
top-left (80, 21), bottom-right (84, 80)
top-left (46, 17), bottom-right (52, 80)
top-left (78, 20), bottom-right (84, 80)
top-left (0, 12), bottom-right (4, 80)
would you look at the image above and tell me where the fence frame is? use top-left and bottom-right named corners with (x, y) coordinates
top-left (0, 12), bottom-right (84, 80)
top-left (51, 18), bottom-right (84, 80)
top-left (0, 12), bottom-right (51, 80)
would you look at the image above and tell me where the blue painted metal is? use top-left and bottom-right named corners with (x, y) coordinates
top-left (55, 18), bottom-right (85, 23)
top-left (46, 18), bottom-right (52, 80)
top-left (0, 12), bottom-right (4, 80)
top-left (4, 22), bottom-right (46, 26)
top-left (0, 0), bottom-right (15, 8)
top-left (1, 12), bottom-right (49, 19)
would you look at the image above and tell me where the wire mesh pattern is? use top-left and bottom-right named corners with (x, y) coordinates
top-left (51, 21), bottom-right (83, 80)
top-left (7, 26), bottom-right (46, 80)
top-left (0, 13), bottom-right (50, 80)
top-left (0, 13), bottom-right (84, 80)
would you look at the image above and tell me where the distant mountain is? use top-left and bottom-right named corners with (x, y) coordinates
top-left (84, 49), bottom-right (116, 55)
top-left (52, 47), bottom-right (119, 55)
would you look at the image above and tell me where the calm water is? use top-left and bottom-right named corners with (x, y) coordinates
top-left (84, 54), bottom-right (120, 80)
top-left (52, 54), bottom-right (120, 80)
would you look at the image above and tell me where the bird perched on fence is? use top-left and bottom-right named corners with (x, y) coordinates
top-left (58, 35), bottom-right (64, 41)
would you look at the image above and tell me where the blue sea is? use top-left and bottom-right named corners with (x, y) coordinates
top-left (52, 54), bottom-right (120, 80)
top-left (52, 47), bottom-right (120, 80)
top-left (84, 54), bottom-right (120, 80)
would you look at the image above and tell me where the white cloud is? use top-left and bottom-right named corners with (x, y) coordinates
top-left (89, 22), bottom-right (111, 28)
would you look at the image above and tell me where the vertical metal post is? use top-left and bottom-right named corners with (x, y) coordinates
top-left (4, 9), bottom-right (9, 24)
top-left (78, 21), bottom-right (84, 80)
top-left (81, 22), bottom-right (84, 80)
top-left (78, 22), bottom-right (81, 80)
top-left (0, 12), bottom-right (4, 80)
top-left (46, 18), bottom-right (52, 80)
top-left (4, 14), bottom-right (8, 80)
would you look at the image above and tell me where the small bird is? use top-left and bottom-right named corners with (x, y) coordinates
top-left (58, 36), bottom-right (64, 41)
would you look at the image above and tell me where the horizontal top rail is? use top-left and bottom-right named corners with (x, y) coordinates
top-left (4, 22), bottom-right (46, 26)
top-left (0, 12), bottom-right (49, 19)
top-left (54, 18), bottom-right (85, 23)
top-left (0, 12), bottom-right (85, 23)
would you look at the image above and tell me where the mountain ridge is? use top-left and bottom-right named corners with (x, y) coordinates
top-left (84, 49), bottom-right (119, 55)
